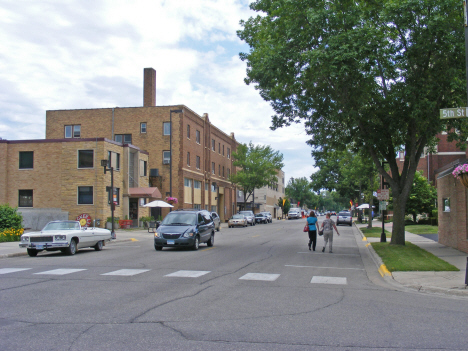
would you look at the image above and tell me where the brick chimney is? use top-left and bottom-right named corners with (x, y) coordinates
top-left (143, 68), bottom-right (156, 107)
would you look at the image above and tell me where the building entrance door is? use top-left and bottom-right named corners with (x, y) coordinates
top-left (129, 199), bottom-right (138, 227)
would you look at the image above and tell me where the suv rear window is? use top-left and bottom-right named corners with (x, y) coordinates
top-left (338, 212), bottom-right (350, 216)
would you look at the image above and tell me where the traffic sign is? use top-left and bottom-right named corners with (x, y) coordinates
top-left (440, 107), bottom-right (468, 119)
top-left (377, 189), bottom-right (389, 201)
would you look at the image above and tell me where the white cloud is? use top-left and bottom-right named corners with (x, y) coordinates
top-left (0, 0), bottom-right (316, 181)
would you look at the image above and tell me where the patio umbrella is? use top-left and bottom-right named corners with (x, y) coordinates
top-left (143, 200), bottom-right (174, 208)
top-left (356, 204), bottom-right (374, 209)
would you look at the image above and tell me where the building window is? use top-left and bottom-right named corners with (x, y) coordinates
top-left (107, 151), bottom-right (120, 170)
top-left (212, 162), bottom-right (215, 174)
top-left (218, 142), bottom-right (221, 154)
top-left (223, 145), bottom-right (225, 156)
top-left (78, 186), bottom-right (93, 205)
top-left (194, 180), bottom-right (201, 189)
top-left (115, 134), bottom-right (132, 144)
top-left (196, 130), bottom-right (200, 144)
top-left (78, 150), bottom-right (94, 168)
top-left (211, 183), bottom-right (216, 192)
top-left (223, 166), bottom-right (225, 177)
top-left (227, 168), bottom-right (230, 178)
top-left (205, 205), bottom-right (209, 211)
top-left (211, 205), bottom-right (217, 212)
top-left (184, 178), bottom-right (192, 187)
top-left (163, 122), bottom-right (171, 135)
top-left (187, 124), bottom-right (190, 139)
top-left (141, 122), bottom-right (147, 133)
top-left (163, 151), bottom-right (171, 164)
top-left (187, 152), bottom-right (190, 167)
top-left (196, 156), bottom-right (200, 169)
top-left (205, 183), bottom-right (209, 191)
top-left (194, 204), bottom-right (201, 210)
top-left (212, 139), bottom-right (215, 151)
top-left (227, 147), bottom-right (230, 159)
top-left (108, 187), bottom-right (120, 205)
top-left (140, 160), bottom-right (147, 176)
top-left (218, 164), bottom-right (221, 176)
top-left (65, 125), bottom-right (81, 138)
top-left (18, 190), bottom-right (33, 207)
top-left (19, 151), bottom-right (34, 169)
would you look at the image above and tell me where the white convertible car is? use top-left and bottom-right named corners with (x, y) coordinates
top-left (19, 220), bottom-right (112, 257)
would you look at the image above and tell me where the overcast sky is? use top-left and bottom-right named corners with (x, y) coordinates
top-left (0, 0), bottom-right (316, 181)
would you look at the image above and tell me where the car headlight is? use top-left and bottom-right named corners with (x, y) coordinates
top-left (21, 236), bottom-right (29, 242)
top-left (154, 232), bottom-right (162, 238)
top-left (183, 231), bottom-right (195, 238)
top-left (54, 235), bottom-right (67, 241)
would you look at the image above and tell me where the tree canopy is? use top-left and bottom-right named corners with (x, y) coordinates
top-left (238, 0), bottom-right (465, 244)
top-left (404, 171), bottom-right (437, 222)
top-left (230, 142), bottom-right (284, 208)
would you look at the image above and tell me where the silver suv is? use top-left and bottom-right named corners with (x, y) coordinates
top-left (288, 210), bottom-right (301, 219)
top-left (239, 211), bottom-right (255, 226)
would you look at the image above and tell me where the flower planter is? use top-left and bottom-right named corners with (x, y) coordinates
top-left (460, 173), bottom-right (468, 188)
top-left (118, 220), bottom-right (133, 229)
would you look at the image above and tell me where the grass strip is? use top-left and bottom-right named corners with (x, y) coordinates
top-left (404, 225), bottom-right (438, 235)
top-left (360, 227), bottom-right (391, 238)
top-left (371, 242), bottom-right (459, 272)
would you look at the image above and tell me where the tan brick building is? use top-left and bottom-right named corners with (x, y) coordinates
top-left (0, 138), bottom-right (152, 230)
top-left (45, 68), bottom-right (238, 223)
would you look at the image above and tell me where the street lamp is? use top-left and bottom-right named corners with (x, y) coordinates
top-left (101, 159), bottom-right (116, 239)
top-left (169, 109), bottom-right (183, 207)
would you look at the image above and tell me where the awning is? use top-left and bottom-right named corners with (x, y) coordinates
top-left (126, 187), bottom-right (162, 198)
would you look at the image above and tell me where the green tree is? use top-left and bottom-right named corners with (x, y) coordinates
top-left (285, 177), bottom-right (313, 209)
top-left (230, 142), bottom-right (284, 209)
top-left (238, 0), bottom-right (465, 245)
top-left (277, 197), bottom-right (291, 218)
top-left (405, 171), bottom-right (437, 223)
top-left (0, 204), bottom-right (23, 230)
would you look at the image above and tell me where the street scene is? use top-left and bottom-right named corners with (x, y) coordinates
top-left (1, 1), bottom-right (468, 350)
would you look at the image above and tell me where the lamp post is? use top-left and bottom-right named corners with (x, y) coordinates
top-left (380, 161), bottom-right (389, 243)
top-left (101, 159), bottom-right (116, 239)
top-left (169, 109), bottom-right (183, 202)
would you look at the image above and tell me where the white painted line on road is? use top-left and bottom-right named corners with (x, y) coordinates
top-left (165, 270), bottom-right (211, 278)
top-left (239, 273), bottom-right (280, 281)
top-left (311, 276), bottom-right (347, 285)
top-left (35, 269), bottom-right (87, 275)
top-left (297, 252), bottom-right (360, 256)
top-left (285, 265), bottom-right (364, 270)
top-left (0, 268), bottom-right (31, 274)
top-left (101, 269), bottom-right (150, 276)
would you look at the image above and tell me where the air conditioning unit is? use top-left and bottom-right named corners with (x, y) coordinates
top-left (163, 160), bottom-right (170, 165)
top-left (150, 168), bottom-right (159, 177)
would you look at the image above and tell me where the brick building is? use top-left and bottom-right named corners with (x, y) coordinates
top-left (45, 68), bottom-right (238, 223)
top-left (0, 138), bottom-right (152, 230)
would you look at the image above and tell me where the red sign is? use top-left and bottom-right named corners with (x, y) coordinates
top-left (76, 213), bottom-right (92, 227)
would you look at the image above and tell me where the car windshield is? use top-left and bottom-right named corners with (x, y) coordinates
top-left (255, 214), bottom-right (264, 217)
top-left (43, 221), bottom-right (80, 231)
top-left (239, 211), bottom-right (251, 216)
top-left (161, 213), bottom-right (197, 226)
top-left (232, 214), bottom-right (244, 219)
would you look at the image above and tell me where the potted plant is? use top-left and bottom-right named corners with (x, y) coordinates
top-left (106, 217), bottom-right (119, 230)
top-left (165, 196), bottom-right (178, 205)
top-left (452, 164), bottom-right (468, 187)
top-left (139, 216), bottom-right (154, 228)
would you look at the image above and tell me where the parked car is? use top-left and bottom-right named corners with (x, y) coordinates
top-left (288, 209), bottom-right (301, 219)
top-left (336, 211), bottom-right (353, 226)
top-left (154, 209), bottom-right (215, 251)
top-left (211, 212), bottom-right (221, 231)
top-left (239, 211), bottom-right (255, 226)
top-left (19, 220), bottom-right (112, 257)
top-left (260, 211), bottom-right (272, 223)
top-left (255, 213), bottom-right (268, 224)
top-left (228, 214), bottom-right (248, 228)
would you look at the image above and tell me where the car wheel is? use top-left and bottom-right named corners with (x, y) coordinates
top-left (349, 223), bottom-right (352, 226)
top-left (193, 236), bottom-right (200, 250)
top-left (216, 224), bottom-right (220, 232)
top-left (94, 240), bottom-right (103, 251)
top-left (155, 245), bottom-right (163, 251)
top-left (66, 239), bottom-right (77, 255)
top-left (27, 249), bottom-right (38, 257)
top-left (207, 232), bottom-right (214, 247)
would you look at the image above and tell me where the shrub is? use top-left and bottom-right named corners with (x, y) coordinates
top-left (0, 228), bottom-right (24, 242)
top-left (0, 204), bottom-right (23, 231)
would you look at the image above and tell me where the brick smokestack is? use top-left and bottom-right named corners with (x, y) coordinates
top-left (143, 68), bottom-right (156, 107)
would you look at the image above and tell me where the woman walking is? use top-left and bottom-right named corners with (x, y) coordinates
top-left (320, 213), bottom-right (340, 253)
top-left (306, 211), bottom-right (319, 251)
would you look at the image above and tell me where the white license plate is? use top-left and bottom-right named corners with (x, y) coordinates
top-left (35, 244), bottom-right (44, 249)
top-left (167, 240), bottom-right (175, 245)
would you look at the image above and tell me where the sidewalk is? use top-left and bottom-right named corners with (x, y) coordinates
top-left (356, 221), bottom-right (468, 297)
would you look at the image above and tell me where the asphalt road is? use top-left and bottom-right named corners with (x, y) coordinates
top-left (1, 218), bottom-right (467, 350)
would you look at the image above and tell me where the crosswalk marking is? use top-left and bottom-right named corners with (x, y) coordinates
top-left (34, 269), bottom-right (87, 275)
top-left (101, 269), bottom-right (150, 276)
top-left (311, 276), bottom-right (347, 285)
top-left (165, 270), bottom-right (210, 278)
top-left (0, 268), bottom-right (31, 274)
top-left (239, 273), bottom-right (280, 281)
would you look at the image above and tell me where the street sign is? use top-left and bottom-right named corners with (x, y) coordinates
top-left (377, 189), bottom-right (389, 201)
top-left (380, 201), bottom-right (387, 211)
top-left (440, 107), bottom-right (468, 119)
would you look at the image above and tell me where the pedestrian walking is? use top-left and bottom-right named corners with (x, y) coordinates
top-left (320, 213), bottom-right (340, 253)
top-left (306, 211), bottom-right (319, 251)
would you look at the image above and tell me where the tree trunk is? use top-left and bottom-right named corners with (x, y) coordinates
top-left (391, 194), bottom-right (407, 245)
